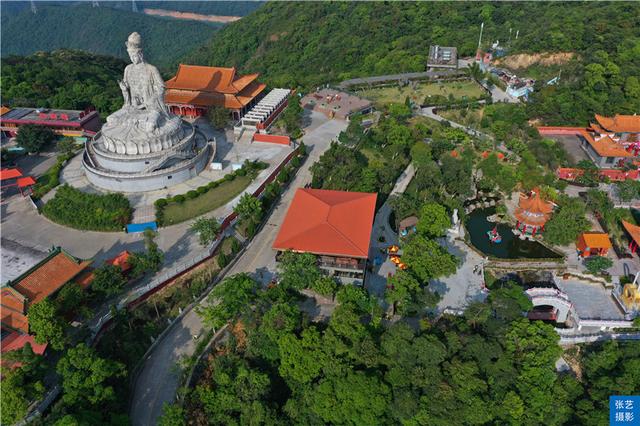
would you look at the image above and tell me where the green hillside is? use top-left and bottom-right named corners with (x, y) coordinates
top-left (0, 3), bottom-right (220, 68)
top-left (188, 2), bottom-right (640, 123)
top-left (1, 50), bottom-right (126, 115)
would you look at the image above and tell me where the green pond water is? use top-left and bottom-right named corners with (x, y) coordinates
top-left (466, 207), bottom-right (561, 259)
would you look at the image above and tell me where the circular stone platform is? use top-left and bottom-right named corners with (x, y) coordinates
top-left (83, 121), bottom-right (214, 193)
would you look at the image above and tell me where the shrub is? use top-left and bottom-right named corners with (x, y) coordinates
top-left (235, 168), bottom-right (247, 176)
top-left (154, 198), bottom-right (168, 208)
top-left (186, 190), bottom-right (199, 199)
top-left (42, 185), bottom-right (131, 231)
top-left (196, 186), bottom-right (208, 194)
top-left (277, 169), bottom-right (289, 184)
top-left (224, 173), bottom-right (236, 182)
top-left (217, 252), bottom-right (228, 268)
top-left (207, 181), bottom-right (219, 189)
top-left (173, 194), bottom-right (185, 204)
top-left (230, 238), bottom-right (241, 254)
top-left (290, 156), bottom-right (301, 168)
top-left (246, 221), bottom-right (256, 238)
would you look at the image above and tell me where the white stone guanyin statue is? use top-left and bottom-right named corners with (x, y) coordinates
top-left (101, 32), bottom-right (183, 155)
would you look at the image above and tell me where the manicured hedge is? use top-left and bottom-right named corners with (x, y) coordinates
top-left (42, 184), bottom-right (132, 231)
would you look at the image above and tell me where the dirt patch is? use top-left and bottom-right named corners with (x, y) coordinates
top-left (143, 8), bottom-right (241, 23)
top-left (268, 32), bottom-right (288, 42)
top-left (495, 52), bottom-right (577, 70)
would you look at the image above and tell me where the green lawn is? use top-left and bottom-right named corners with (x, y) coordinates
top-left (162, 175), bottom-right (252, 224)
top-left (359, 80), bottom-right (486, 107)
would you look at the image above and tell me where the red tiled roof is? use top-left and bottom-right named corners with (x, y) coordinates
top-left (17, 176), bottom-right (36, 188)
top-left (514, 188), bottom-right (554, 227)
top-left (0, 168), bottom-right (23, 180)
top-left (622, 220), bottom-right (640, 246)
top-left (595, 114), bottom-right (640, 133)
top-left (1, 287), bottom-right (29, 333)
top-left (12, 250), bottom-right (91, 305)
top-left (1, 331), bottom-right (47, 355)
top-left (581, 131), bottom-right (632, 158)
top-left (273, 189), bottom-right (377, 258)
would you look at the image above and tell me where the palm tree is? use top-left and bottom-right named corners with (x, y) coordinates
top-left (466, 62), bottom-right (485, 84)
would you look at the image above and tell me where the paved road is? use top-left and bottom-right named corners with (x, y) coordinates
top-left (129, 114), bottom-right (347, 426)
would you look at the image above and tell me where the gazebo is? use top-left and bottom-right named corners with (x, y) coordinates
top-left (514, 188), bottom-right (554, 235)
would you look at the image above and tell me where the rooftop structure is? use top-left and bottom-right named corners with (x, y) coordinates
top-left (556, 167), bottom-right (639, 182)
top-left (427, 45), bottom-right (458, 69)
top-left (0, 106), bottom-right (100, 138)
top-left (622, 220), bottom-right (640, 255)
top-left (514, 188), bottom-right (554, 234)
top-left (594, 114), bottom-right (640, 134)
top-left (579, 130), bottom-right (632, 168)
top-left (301, 89), bottom-right (372, 121)
top-left (8, 247), bottom-right (91, 306)
top-left (236, 88), bottom-right (291, 139)
top-left (576, 232), bottom-right (612, 258)
top-left (165, 64), bottom-right (267, 120)
top-left (1, 330), bottom-right (47, 369)
top-left (1, 247), bottom-right (89, 351)
top-left (273, 188), bottom-right (377, 284)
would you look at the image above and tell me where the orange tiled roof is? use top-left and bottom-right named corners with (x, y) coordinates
top-left (107, 250), bottom-right (132, 272)
top-left (622, 220), bottom-right (640, 245)
top-left (166, 64), bottom-right (261, 95)
top-left (165, 82), bottom-right (267, 110)
top-left (273, 189), bottom-right (377, 258)
top-left (595, 114), bottom-right (640, 133)
top-left (1, 331), bottom-right (47, 356)
top-left (581, 131), bottom-right (632, 158)
top-left (514, 188), bottom-right (554, 227)
top-left (11, 250), bottom-right (91, 305)
top-left (0, 106), bottom-right (11, 116)
top-left (1, 287), bottom-right (28, 333)
top-left (579, 233), bottom-right (612, 249)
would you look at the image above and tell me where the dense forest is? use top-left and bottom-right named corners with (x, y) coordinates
top-left (187, 2), bottom-right (640, 124)
top-left (1, 50), bottom-right (125, 115)
top-left (1, 3), bottom-right (220, 68)
top-left (175, 270), bottom-right (640, 426)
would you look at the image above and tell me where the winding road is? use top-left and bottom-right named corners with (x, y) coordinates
top-left (129, 113), bottom-right (347, 426)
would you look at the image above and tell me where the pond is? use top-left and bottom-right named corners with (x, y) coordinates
top-left (466, 207), bottom-right (562, 259)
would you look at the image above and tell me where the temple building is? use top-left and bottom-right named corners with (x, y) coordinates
top-left (1, 247), bottom-right (90, 366)
top-left (514, 188), bottom-right (555, 235)
top-left (579, 130), bottom-right (633, 168)
top-left (591, 114), bottom-right (640, 147)
top-left (0, 106), bottom-right (100, 138)
top-left (165, 64), bottom-right (267, 120)
top-left (576, 232), bottom-right (612, 258)
top-left (273, 188), bottom-right (377, 285)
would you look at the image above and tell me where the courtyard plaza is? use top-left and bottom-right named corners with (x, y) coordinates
top-left (54, 118), bottom-right (293, 223)
top-left (0, 113), bottom-right (326, 282)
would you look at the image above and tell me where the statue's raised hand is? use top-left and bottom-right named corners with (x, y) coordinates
top-left (118, 79), bottom-right (131, 105)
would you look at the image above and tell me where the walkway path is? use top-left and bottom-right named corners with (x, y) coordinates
top-left (129, 115), bottom-right (347, 426)
top-left (338, 70), bottom-right (464, 89)
top-left (365, 164), bottom-right (415, 297)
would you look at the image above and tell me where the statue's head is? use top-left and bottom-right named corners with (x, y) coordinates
top-left (126, 32), bottom-right (144, 64)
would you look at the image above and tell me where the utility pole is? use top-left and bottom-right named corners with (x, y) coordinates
top-left (132, 0), bottom-right (138, 12)
top-left (30, 0), bottom-right (37, 14)
top-left (477, 22), bottom-right (484, 51)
